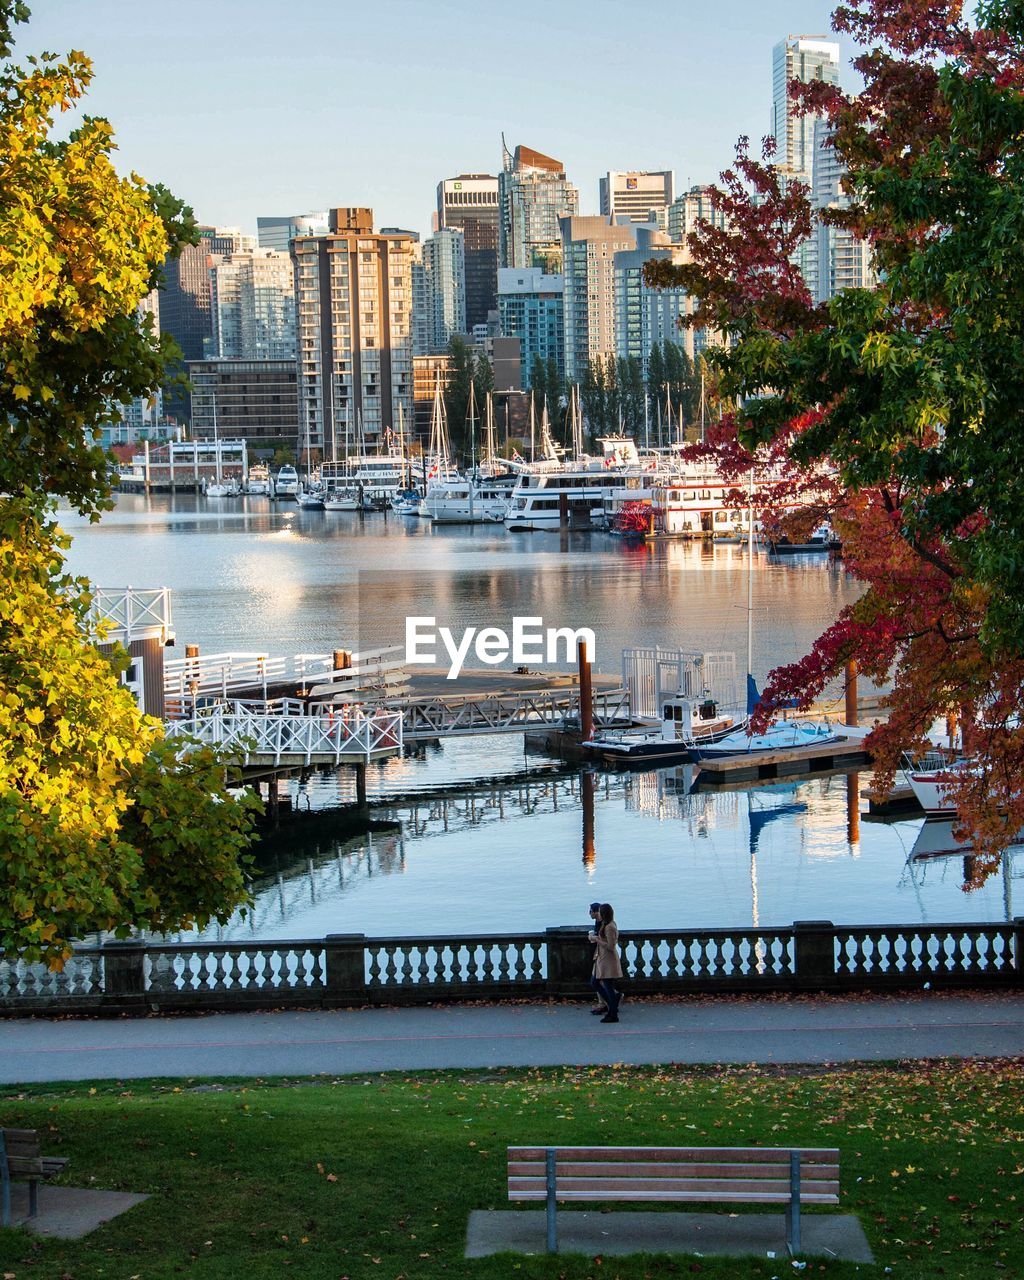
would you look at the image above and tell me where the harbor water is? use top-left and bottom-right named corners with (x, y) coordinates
top-left (61, 494), bottom-right (1021, 938)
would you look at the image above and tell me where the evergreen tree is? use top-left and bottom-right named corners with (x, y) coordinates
top-left (443, 335), bottom-right (476, 459)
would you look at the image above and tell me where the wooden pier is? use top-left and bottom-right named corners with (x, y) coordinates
top-left (694, 735), bottom-right (872, 784)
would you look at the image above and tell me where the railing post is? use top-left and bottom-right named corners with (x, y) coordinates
top-left (545, 926), bottom-right (593, 998)
top-left (793, 920), bottom-right (836, 990)
top-left (102, 941), bottom-right (146, 1002)
top-left (325, 934), bottom-right (367, 1004)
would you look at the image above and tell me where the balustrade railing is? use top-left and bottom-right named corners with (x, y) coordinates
top-left (1, 919), bottom-right (1020, 1014)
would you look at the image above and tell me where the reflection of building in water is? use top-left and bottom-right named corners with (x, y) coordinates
top-left (625, 767), bottom-right (742, 835)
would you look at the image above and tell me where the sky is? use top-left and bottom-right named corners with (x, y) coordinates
top-left (22, 0), bottom-right (846, 240)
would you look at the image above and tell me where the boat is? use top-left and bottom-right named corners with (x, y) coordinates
top-left (324, 487), bottom-right (360, 511)
top-left (583, 692), bottom-right (740, 764)
top-left (692, 717), bottom-right (843, 760)
top-left (766, 524), bottom-right (838, 555)
top-left (390, 488), bottom-right (422, 515)
top-left (204, 402), bottom-right (235, 497)
top-left (297, 485), bottom-right (325, 510)
top-left (905, 753), bottom-right (976, 817)
top-left (504, 429), bottom-right (645, 532)
top-left (274, 465), bottom-right (300, 498)
top-left (245, 463), bottom-right (271, 495)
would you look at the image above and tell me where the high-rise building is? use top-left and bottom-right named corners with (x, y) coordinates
top-left (614, 227), bottom-right (707, 377)
top-left (291, 208), bottom-right (416, 457)
top-left (667, 184), bottom-right (728, 243)
top-left (115, 290), bottom-right (164, 437)
top-left (188, 358), bottom-right (300, 455)
top-left (256, 212), bottom-right (329, 253)
top-left (209, 249), bottom-right (296, 360)
top-left (422, 228), bottom-right (466, 353)
top-left (771, 35), bottom-right (841, 296)
top-left (499, 142), bottom-right (580, 272)
top-left (600, 171), bottom-right (675, 224)
top-left (159, 226), bottom-right (255, 421)
top-left (560, 215), bottom-right (638, 383)
top-left (811, 117), bottom-right (876, 303)
top-left (496, 268), bottom-right (564, 389)
top-left (437, 174), bottom-right (499, 331)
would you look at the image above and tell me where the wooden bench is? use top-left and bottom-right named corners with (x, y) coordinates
top-left (1, 1128), bottom-right (69, 1227)
top-left (507, 1145), bottom-right (840, 1255)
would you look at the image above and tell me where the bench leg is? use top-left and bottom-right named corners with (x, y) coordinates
top-left (545, 1148), bottom-right (557, 1254)
top-left (29, 1179), bottom-right (38, 1219)
top-left (0, 1132), bottom-right (8, 1228)
top-left (786, 1150), bottom-right (802, 1255)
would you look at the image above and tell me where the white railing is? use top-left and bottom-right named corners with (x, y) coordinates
top-left (164, 652), bottom-right (289, 706)
top-left (165, 704), bottom-right (403, 765)
top-left (91, 587), bottom-right (173, 644)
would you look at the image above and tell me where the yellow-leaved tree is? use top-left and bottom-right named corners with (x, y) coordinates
top-left (0, 2), bottom-right (256, 964)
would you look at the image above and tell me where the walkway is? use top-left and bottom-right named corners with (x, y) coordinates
top-left (1, 992), bottom-right (1021, 1084)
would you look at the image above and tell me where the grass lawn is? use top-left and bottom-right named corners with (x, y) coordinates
top-left (0, 1060), bottom-right (1021, 1280)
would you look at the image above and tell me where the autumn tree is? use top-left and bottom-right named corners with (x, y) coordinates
top-left (0, 3), bottom-right (256, 962)
top-left (645, 0), bottom-right (1024, 870)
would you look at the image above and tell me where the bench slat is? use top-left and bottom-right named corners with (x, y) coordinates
top-left (509, 1176), bottom-right (840, 1197)
top-left (508, 1146), bottom-right (838, 1163)
top-left (509, 1190), bottom-right (840, 1204)
top-left (0, 1129), bottom-right (43, 1143)
top-left (5, 1157), bottom-right (45, 1176)
top-left (508, 1160), bottom-right (839, 1181)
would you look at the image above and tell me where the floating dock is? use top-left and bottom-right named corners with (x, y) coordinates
top-left (694, 734), bottom-right (872, 784)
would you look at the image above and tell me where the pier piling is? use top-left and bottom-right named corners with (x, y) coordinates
top-left (577, 640), bottom-right (594, 743)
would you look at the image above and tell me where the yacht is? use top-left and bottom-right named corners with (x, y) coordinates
top-left (274, 465), bottom-right (300, 498)
top-left (427, 473), bottom-right (517, 524)
top-left (245, 463), bottom-right (271, 496)
top-left (504, 438), bottom-right (644, 531)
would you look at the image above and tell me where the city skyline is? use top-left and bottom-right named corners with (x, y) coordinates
top-left (24, 0), bottom-right (844, 239)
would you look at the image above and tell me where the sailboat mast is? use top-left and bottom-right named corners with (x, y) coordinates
top-left (747, 466), bottom-right (755, 693)
top-left (529, 391), bottom-right (536, 463)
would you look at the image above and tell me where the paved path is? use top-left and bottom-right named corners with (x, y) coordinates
top-left (1, 993), bottom-right (1021, 1084)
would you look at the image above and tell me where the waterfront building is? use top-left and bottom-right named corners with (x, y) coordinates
top-left (437, 174), bottom-right (499, 330)
top-left (600, 170), bottom-right (675, 225)
top-left (256, 212), bottom-right (329, 253)
top-left (613, 227), bottom-right (704, 376)
top-left (496, 267), bottom-right (564, 389)
top-left (422, 228), bottom-right (467, 353)
top-left (292, 208), bottom-right (416, 455)
top-left (667, 184), bottom-right (728, 243)
top-left (771, 34), bottom-right (841, 296)
top-left (209, 249), bottom-right (296, 360)
top-left (159, 226), bottom-right (255, 422)
top-left (187, 358), bottom-right (300, 456)
top-left (499, 142), bottom-right (580, 272)
top-left (560, 215), bottom-right (638, 384)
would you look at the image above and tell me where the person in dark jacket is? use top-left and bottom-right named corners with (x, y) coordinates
top-left (589, 902), bottom-right (623, 1023)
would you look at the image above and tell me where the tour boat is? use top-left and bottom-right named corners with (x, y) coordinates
top-left (274, 465), bottom-right (300, 498)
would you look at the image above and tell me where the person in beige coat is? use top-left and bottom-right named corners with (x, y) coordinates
top-left (589, 902), bottom-right (623, 1023)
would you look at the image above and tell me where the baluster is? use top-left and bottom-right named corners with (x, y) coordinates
top-left (480, 943), bottom-right (495, 985)
top-left (417, 947), bottom-right (431, 985)
top-left (495, 943), bottom-right (510, 983)
top-left (309, 948), bottom-right (325, 987)
top-left (382, 945), bottom-right (398, 986)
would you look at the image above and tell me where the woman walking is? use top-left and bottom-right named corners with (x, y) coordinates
top-left (590, 902), bottom-right (623, 1024)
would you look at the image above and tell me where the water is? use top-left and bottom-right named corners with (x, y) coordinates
top-left (60, 493), bottom-right (1021, 938)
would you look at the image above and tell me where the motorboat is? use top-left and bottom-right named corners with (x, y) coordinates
top-left (245, 463), bottom-right (271, 495)
top-left (274, 465), bottom-right (300, 498)
top-left (297, 485), bottom-right (326, 510)
top-left (692, 718), bottom-right (844, 760)
top-left (905, 753), bottom-right (976, 817)
top-left (584, 693), bottom-right (741, 765)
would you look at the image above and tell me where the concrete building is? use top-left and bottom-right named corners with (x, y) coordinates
top-left (257, 212), bottom-right (329, 253)
top-left (413, 353), bottom-right (453, 443)
top-left (437, 174), bottom-right (499, 330)
top-left (158, 226), bottom-right (254, 421)
top-left (209, 249), bottom-right (296, 360)
top-left (613, 227), bottom-right (706, 377)
top-left (668, 184), bottom-right (728, 243)
top-left (188, 358), bottom-right (300, 455)
top-left (600, 171), bottom-right (675, 224)
top-left (291, 208), bottom-right (416, 455)
top-left (560, 215), bottom-right (638, 383)
top-left (811, 117), bottom-right (876, 303)
top-left (496, 267), bottom-right (564, 389)
top-left (499, 142), bottom-right (580, 271)
top-left (422, 228), bottom-right (466, 353)
top-left (114, 290), bottom-right (165, 439)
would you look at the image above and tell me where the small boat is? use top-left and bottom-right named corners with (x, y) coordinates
top-left (324, 488), bottom-right (360, 511)
top-left (390, 489), bottom-right (422, 515)
top-left (692, 718), bottom-right (842, 760)
top-left (204, 482), bottom-right (232, 498)
top-left (584, 692), bottom-right (741, 765)
top-left (297, 486), bottom-right (325, 510)
top-left (905, 753), bottom-right (976, 817)
top-left (767, 524), bottom-right (838, 555)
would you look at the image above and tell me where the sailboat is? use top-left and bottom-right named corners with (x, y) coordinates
top-left (204, 402), bottom-right (232, 498)
top-left (324, 402), bottom-right (360, 510)
top-left (418, 374), bottom-right (459, 518)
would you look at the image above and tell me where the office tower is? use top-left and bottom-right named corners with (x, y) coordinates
top-left (437, 174), bottom-right (499, 330)
top-left (600, 171), bottom-right (675, 224)
top-left (188, 359), bottom-right (300, 454)
top-left (422, 228), bottom-right (467, 353)
top-left (113, 290), bottom-right (164, 439)
top-left (811, 117), bottom-right (876, 303)
top-left (771, 35), bottom-right (841, 296)
top-left (209, 249), bottom-right (296, 360)
top-left (560, 215), bottom-right (638, 383)
top-left (667, 184), bottom-right (728, 243)
top-left (497, 267), bottom-right (564, 389)
top-left (158, 226), bottom-right (255, 421)
top-left (256, 212), bottom-right (329, 253)
top-left (291, 208), bottom-right (415, 457)
top-left (499, 141), bottom-right (580, 271)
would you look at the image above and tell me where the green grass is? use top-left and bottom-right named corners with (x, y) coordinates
top-left (1, 1060), bottom-right (1021, 1279)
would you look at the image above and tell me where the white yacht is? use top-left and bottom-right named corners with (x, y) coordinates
top-left (504, 438), bottom-right (644, 531)
top-left (245, 463), bottom-right (271, 495)
top-left (274, 465), bottom-right (300, 498)
top-left (427, 473), bottom-right (517, 524)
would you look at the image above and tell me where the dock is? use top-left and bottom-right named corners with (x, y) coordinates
top-left (694, 734), bottom-right (872, 784)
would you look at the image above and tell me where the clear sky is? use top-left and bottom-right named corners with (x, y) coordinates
top-left (22, 0), bottom-right (846, 240)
